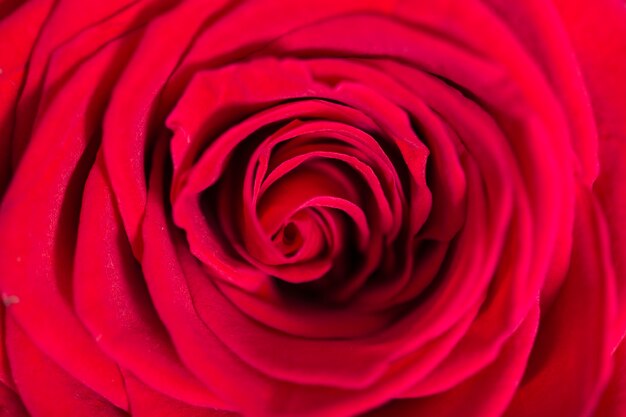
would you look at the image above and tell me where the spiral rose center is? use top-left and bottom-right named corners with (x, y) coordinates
top-left (193, 112), bottom-right (420, 304)
top-left (173, 93), bottom-right (432, 305)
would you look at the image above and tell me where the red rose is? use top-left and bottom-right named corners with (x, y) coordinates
top-left (1, 1), bottom-right (624, 416)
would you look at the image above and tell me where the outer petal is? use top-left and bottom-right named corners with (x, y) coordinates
top-left (552, 0), bottom-right (626, 345)
top-left (74, 155), bottom-right (225, 408)
top-left (504, 189), bottom-right (616, 417)
top-left (0, 382), bottom-right (28, 417)
top-left (5, 317), bottom-right (127, 417)
top-left (123, 372), bottom-right (234, 417)
top-left (366, 304), bottom-right (539, 417)
top-left (0, 0), bottom-right (55, 194)
top-left (0, 31), bottom-right (132, 409)
top-left (594, 341), bottom-right (626, 417)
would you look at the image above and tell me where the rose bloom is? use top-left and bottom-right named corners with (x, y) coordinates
top-left (0, 0), bottom-right (625, 416)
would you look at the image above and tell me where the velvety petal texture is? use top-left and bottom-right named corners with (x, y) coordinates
top-left (0, 1), bottom-right (624, 417)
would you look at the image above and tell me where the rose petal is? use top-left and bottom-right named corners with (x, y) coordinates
top-left (553, 0), bottom-right (626, 347)
top-left (0, 380), bottom-right (29, 417)
top-left (367, 304), bottom-right (539, 417)
top-left (594, 341), bottom-right (626, 417)
top-left (0, 0), bottom-right (54, 194)
top-left (504, 189), bottom-right (615, 417)
top-left (5, 317), bottom-right (127, 417)
top-left (73, 155), bottom-right (225, 408)
top-left (0, 35), bottom-right (132, 409)
top-left (122, 371), bottom-right (234, 417)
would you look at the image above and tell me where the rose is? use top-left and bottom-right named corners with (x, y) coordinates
top-left (1, 1), bottom-right (624, 416)
top-left (0, 0), bottom-right (624, 416)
